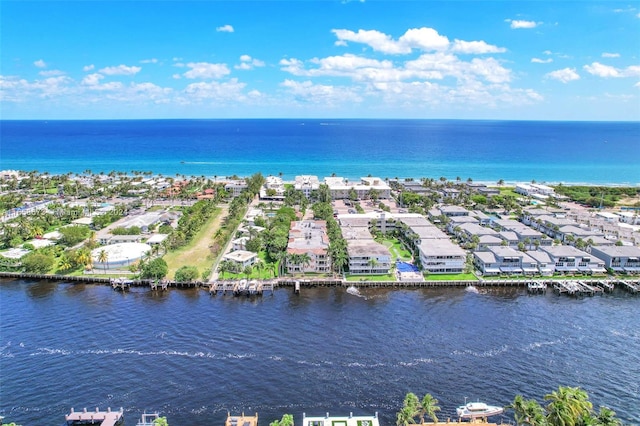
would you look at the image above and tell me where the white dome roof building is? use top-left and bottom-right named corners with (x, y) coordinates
top-left (92, 242), bottom-right (152, 269)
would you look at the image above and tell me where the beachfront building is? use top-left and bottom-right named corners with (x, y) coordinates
top-left (286, 220), bottom-right (331, 274)
top-left (225, 180), bottom-right (247, 197)
top-left (590, 245), bottom-right (640, 274)
top-left (540, 245), bottom-right (606, 275)
top-left (222, 250), bottom-right (258, 270)
top-left (294, 175), bottom-right (320, 198)
top-left (418, 239), bottom-right (466, 274)
top-left (473, 246), bottom-right (539, 276)
top-left (324, 176), bottom-right (391, 200)
top-left (260, 176), bottom-right (285, 200)
top-left (515, 183), bottom-right (556, 198)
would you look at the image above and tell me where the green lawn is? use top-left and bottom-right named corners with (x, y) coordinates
top-left (377, 237), bottom-right (412, 261)
top-left (163, 207), bottom-right (223, 279)
top-left (424, 273), bottom-right (478, 281)
top-left (345, 274), bottom-right (396, 282)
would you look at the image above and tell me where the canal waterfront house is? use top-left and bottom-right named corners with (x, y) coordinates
top-left (286, 220), bottom-right (332, 274)
top-left (540, 245), bottom-right (606, 275)
top-left (590, 245), bottom-right (640, 274)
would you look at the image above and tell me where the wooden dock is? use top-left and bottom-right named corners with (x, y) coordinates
top-left (150, 279), bottom-right (169, 291)
top-left (64, 407), bottom-right (124, 426)
top-left (226, 412), bottom-right (258, 426)
top-left (209, 279), bottom-right (276, 296)
top-left (616, 280), bottom-right (640, 294)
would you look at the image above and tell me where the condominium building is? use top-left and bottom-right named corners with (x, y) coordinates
top-left (286, 220), bottom-right (331, 274)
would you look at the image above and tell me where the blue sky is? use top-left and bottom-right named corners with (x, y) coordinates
top-left (1, 1), bottom-right (639, 120)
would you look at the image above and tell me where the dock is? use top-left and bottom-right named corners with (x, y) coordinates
top-left (226, 412), bottom-right (258, 426)
top-left (64, 407), bottom-right (124, 426)
top-left (150, 279), bottom-right (169, 291)
top-left (110, 277), bottom-right (132, 291)
top-left (616, 279), bottom-right (640, 294)
top-left (137, 412), bottom-right (163, 426)
top-left (209, 279), bottom-right (276, 296)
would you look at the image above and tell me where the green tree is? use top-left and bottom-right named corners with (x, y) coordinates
top-left (141, 258), bottom-right (168, 280)
top-left (270, 414), bottom-right (294, 426)
top-left (175, 265), bottom-right (199, 282)
top-left (59, 225), bottom-right (90, 246)
top-left (98, 249), bottom-right (109, 273)
top-left (22, 252), bottom-right (55, 273)
top-left (396, 393), bottom-right (420, 426)
top-left (420, 393), bottom-right (441, 424)
top-left (544, 386), bottom-right (592, 426)
top-left (153, 417), bottom-right (169, 426)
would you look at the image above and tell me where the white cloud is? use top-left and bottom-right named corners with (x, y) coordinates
top-left (34, 59), bottom-right (47, 68)
top-left (100, 65), bottom-right (142, 75)
top-left (39, 70), bottom-right (65, 77)
top-left (398, 27), bottom-right (450, 52)
top-left (505, 19), bottom-right (540, 29)
top-left (182, 62), bottom-right (230, 79)
top-left (531, 58), bottom-right (553, 64)
top-left (602, 52), bottom-right (620, 58)
top-left (281, 80), bottom-right (362, 105)
top-left (546, 68), bottom-right (580, 83)
top-left (216, 24), bottom-right (234, 33)
top-left (235, 55), bottom-right (265, 70)
top-left (82, 73), bottom-right (104, 86)
top-left (583, 62), bottom-right (620, 78)
top-left (140, 58), bottom-right (159, 64)
top-left (331, 27), bottom-right (450, 54)
top-left (543, 50), bottom-right (552, 55)
top-left (332, 29), bottom-right (409, 54)
top-left (83, 64), bottom-right (95, 72)
top-left (451, 39), bottom-right (506, 54)
top-left (182, 78), bottom-right (246, 101)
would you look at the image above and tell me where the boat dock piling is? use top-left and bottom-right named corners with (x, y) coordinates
top-left (150, 279), bottom-right (168, 291)
top-left (209, 279), bottom-right (276, 296)
top-left (616, 280), bottom-right (640, 294)
top-left (65, 407), bottom-right (124, 426)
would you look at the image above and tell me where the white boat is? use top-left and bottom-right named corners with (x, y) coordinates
top-left (456, 401), bottom-right (504, 419)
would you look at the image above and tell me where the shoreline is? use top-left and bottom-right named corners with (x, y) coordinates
top-left (1, 169), bottom-right (639, 188)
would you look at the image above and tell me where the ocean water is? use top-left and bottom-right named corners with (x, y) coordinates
top-left (1, 280), bottom-right (639, 425)
top-left (1, 119), bottom-right (639, 184)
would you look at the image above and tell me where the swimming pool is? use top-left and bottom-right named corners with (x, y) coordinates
top-left (396, 261), bottom-right (419, 273)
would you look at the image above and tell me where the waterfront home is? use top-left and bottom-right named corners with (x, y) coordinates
top-left (222, 250), bottom-right (258, 270)
top-left (260, 176), bottom-right (285, 200)
top-left (515, 183), bottom-right (556, 197)
top-left (225, 180), bottom-right (248, 197)
top-left (418, 238), bottom-right (466, 274)
top-left (302, 412), bottom-right (379, 426)
top-left (346, 239), bottom-right (391, 274)
top-left (590, 245), bottom-right (640, 274)
top-left (473, 246), bottom-right (539, 276)
top-left (527, 250), bottom-right (555, 276)
top-left (540, 245), bottom-right (606, 275)
top-left (286, 220), bottom-right (331, 274)
top-left (294, 175), bottom-right (320, 198)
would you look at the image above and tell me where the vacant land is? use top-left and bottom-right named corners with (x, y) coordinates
top-left (163, 205), bottom-right (228, 279)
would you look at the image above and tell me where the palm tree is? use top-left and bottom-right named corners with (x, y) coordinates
top-left (299, 252), bottom-right (311, 276)
top-left (545, 386), bottom-right (592, 426)
top-left (594, 406), bottom-right (621, 426)
top-left (368, 257), bottom-right (379, 274)
top-left (396, 393), bottom-right (420, 426)
top-left (507, 394), bottom-right (546, 426)
top-left (98, 249), bottom-right (109, 273)
top-left (419, 393), bottom-right (441, 424)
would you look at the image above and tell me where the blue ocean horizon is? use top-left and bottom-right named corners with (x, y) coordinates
top-left (1, 119), bottom-right (639, 185)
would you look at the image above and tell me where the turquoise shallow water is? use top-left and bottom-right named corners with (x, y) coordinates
top-left (1, 119), bottom-right (639, 184)
top-left (1, 280), bottom-right (639, 425)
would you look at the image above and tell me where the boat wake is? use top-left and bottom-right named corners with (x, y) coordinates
top-left (346, 285), bottom-right (366, 299)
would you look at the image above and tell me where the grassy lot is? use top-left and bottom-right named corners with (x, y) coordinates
top-left (378, 238), bottom-right (412, 261)
top-left (163, 206), bottom-right (226, 279)
top-left (424, 273), bottom-right (478, 281)
top-left (498, 187), bottom-right (519, 198)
